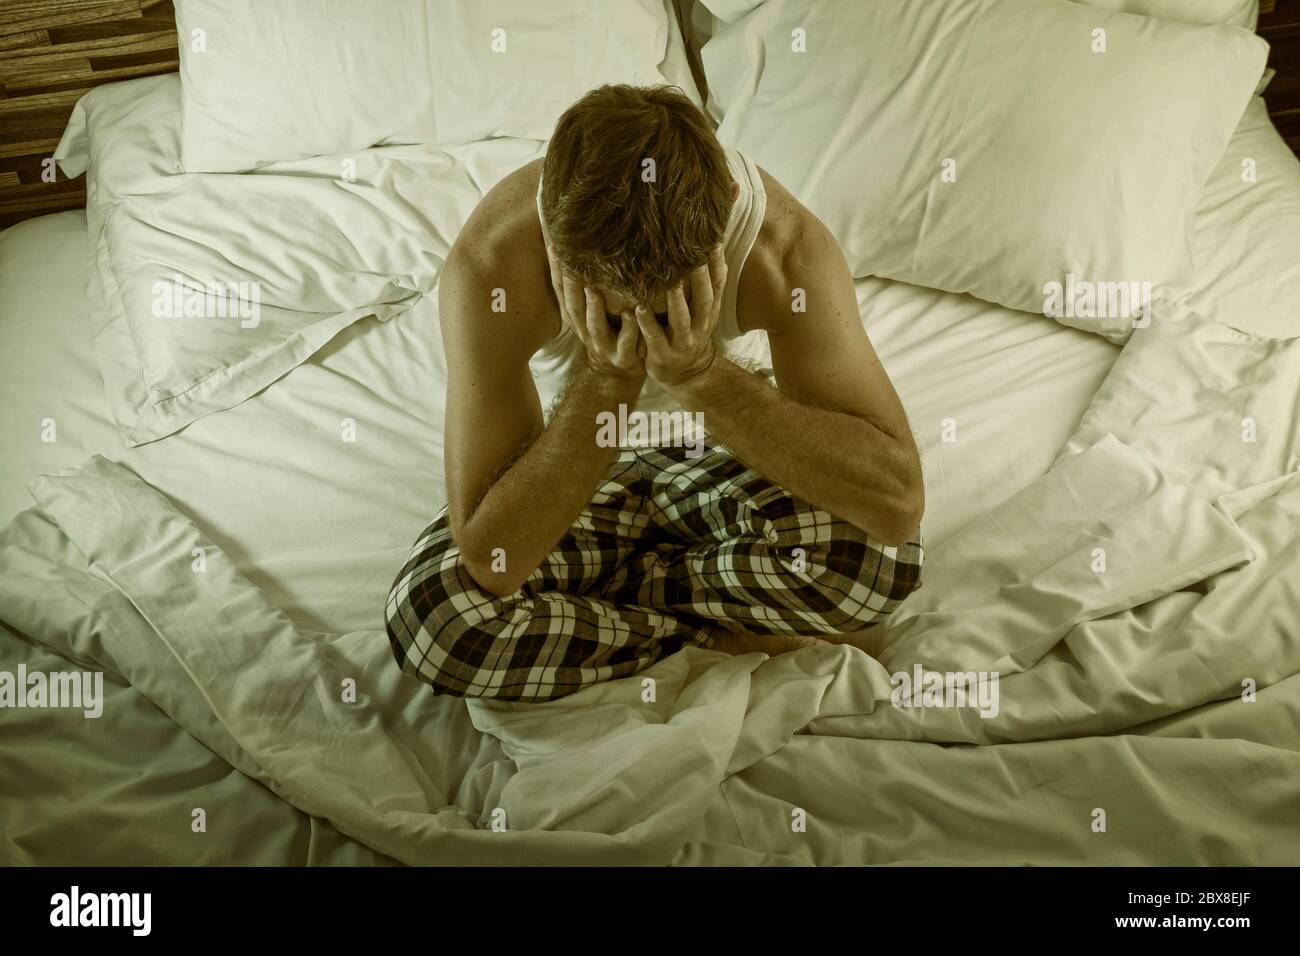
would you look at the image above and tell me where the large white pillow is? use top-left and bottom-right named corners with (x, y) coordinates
top-left (1078, 0), bottom-right (1258, 29)
top-left (177, 0), bottom-right (694, 173)
top-left (54, 75), bottom-right (438, 445)
top-left (52, 4), bottom-right (701, 444)
top-left (689, 1), bottom-right (1261, 123)
top-left (692, 0), bottom-right (1259, 34)
top-left (1180, 97), bottom-right (1300, 339)
top-left (700, 0), bottom-right (1267, 340)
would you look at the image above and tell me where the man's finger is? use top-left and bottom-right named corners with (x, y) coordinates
top-left (710, 245), bottom-right (727, 306)
top-left (665, 283), bottom-right (690, 341)
top-left (635, 307), bottom-right (665, 352)
top-left (615, 309), bottom-right (641, 365)
top-left (561, 274), bottom-right (585, 331)
top-left (688, 262), bottom-right (714, 333)
top-left (545, 244), bottom-right (563, 296)
top-left (584, 286), bottom-right (614, 350)
top-left (706, 248), bottom-right (726, 333)
top-left (547, 246), bottom-right (572, 325)
top-left (666, 284), bottom-right (692, 341)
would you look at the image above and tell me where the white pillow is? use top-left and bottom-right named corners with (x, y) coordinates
top-left (690, 1), bottom-right (1261, 124)
top-left (1076, 0), bottom-right (1258, 29)
top-left (54, 75), bottom-right (439, 446)
top-left (1181, 97), bottom-right (1300, 339)
top-left (177, 0), bottom-right (693, 172)
top-left (51, 4), bottom-right (702, 444)
top-left (693, 0), bottom-right (1259, 31)
top-left (701, 0), bottom-right (1267, 340)
top-left (689, 0), bottom-right (764, 23)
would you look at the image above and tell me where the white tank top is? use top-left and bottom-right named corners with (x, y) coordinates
top-left (530, 146), bottom-right (770, 446)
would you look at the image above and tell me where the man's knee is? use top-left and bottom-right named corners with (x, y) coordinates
top-left (386, 525), bottom-right (520, 698)
top-left (805, 532), bottom-right (924, 632)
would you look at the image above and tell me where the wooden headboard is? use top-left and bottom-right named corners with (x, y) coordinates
top-left (0, 0), bottom-right (1296, 231)
top-left (0, 1), bottom-right (178, 230)
top-left (1262, 1), bottom-right (1300, 154)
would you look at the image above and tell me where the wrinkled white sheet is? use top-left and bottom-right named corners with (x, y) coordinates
top-left (2, 440), bottom-right (1296, 865)
top-left (1062, 309), bottom-right (1300, 501)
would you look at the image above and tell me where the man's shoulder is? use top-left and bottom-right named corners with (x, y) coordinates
top-left (738, 166), bottom-right (836, 333)
top-left (441, 157), bottom-right (559, 348)
top-left (451, 157), bottom-right (546, 273)
top-left (444, 157), bottom-right (556, 319)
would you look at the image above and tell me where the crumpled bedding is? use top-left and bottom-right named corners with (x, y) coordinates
top-left (3, 68), bottom-right (1299, 867)
top-left (3, 432), bottom-right (1297, 864)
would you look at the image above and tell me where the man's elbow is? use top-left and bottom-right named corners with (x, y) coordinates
top-left (877, 485), bottom-right (924, 547)
top-left (883, 452), bottom-right (925, 541)
top-left (853, 500), bottom-right (917, 548)
top-left (451, 521), bottom-right (533, 598)
top-left (462, 557), bottom-right (526, 598)
top-left (455, 541), bottom-right (541, 597)
top-left (859, 446), bottom-right (925, 547)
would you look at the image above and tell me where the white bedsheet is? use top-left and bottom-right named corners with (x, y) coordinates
top-left (5, 438), bottom-right (1297, 865)
top-left (6, 151), bottom-right (1300, 868)
top-left (1, 208), bottom-right (1117, 636)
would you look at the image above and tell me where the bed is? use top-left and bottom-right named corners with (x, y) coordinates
top-left (1, 0), bottom-right (1298, 866)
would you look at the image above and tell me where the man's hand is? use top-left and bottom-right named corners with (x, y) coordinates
top-left (635, 245), bottom-right (726, 389)
top-left (546, 243), bottom-right (643, 380)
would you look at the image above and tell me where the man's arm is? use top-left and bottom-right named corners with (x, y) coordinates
top-left (667, 355), bottom-right (922, 546)
top-left (441, 237), bottom-right (643, 597)
top-left (641, 203), bottom-right (923, 545)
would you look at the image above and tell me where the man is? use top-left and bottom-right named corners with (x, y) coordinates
top-left (387, 84), bottom-right (924, 702)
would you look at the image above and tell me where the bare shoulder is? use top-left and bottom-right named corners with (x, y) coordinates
top-left (736, 165), bottom-right (846, 336)
top-left (451, 157), bottom-right (543, 266)
top-left (443, 157), bottom-right (559, 345)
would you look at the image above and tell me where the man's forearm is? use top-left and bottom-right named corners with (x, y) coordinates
top-left (457, 361), bottom-right (642, 596)
top-left (667, 357), bottom-right (923, 545)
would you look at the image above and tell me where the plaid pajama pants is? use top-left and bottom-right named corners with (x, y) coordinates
top-left (386, 443), bottom-right (923, 702)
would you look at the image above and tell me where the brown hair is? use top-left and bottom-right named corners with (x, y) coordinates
top-left (540, 84), bottom-right (733, 308)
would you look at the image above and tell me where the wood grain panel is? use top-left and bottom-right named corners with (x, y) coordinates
top-left (0, 0), bottom-right (176, 230)
top-left (0, 0), bottom-right (1297, 231)
top-left (1260, 1), bottom-right (1300, 153)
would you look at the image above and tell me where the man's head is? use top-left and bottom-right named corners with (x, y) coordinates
top-left (540, 84), bottom-right (737, 313)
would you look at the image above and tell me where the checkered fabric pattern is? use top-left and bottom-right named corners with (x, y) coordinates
top-left (386, 443), bottom-right (924, 702)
